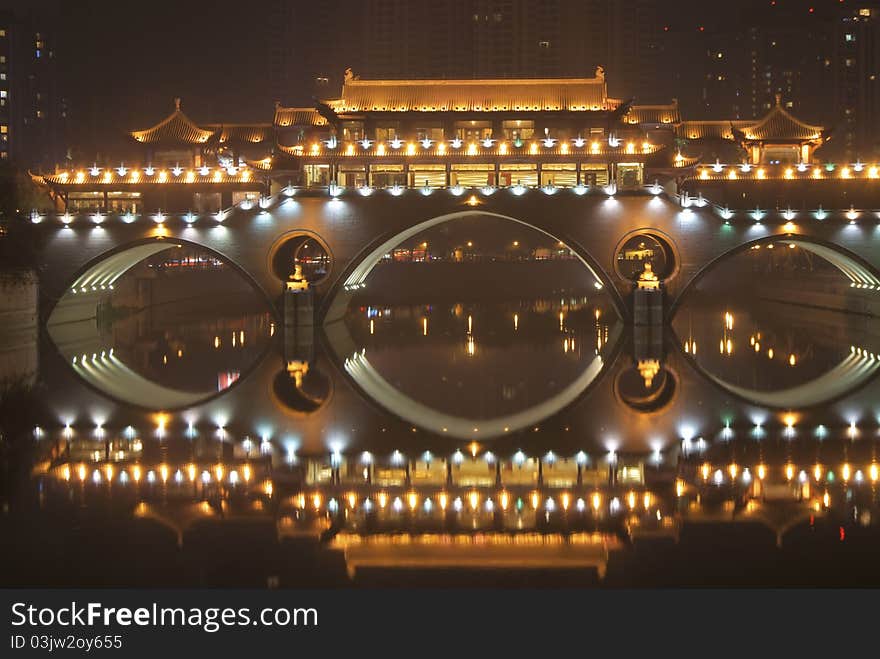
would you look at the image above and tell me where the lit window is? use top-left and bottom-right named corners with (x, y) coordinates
top-left (845, 33), bottom-right (855, 42)
top-left (538, 40), bottom-right (551, 48)
top-left (860, 8), bottom-right (871, 16)
top-left (0, 30), bottom-right (6, 38)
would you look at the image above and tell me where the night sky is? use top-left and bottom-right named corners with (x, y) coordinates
top-left (0, 0), bottom-right (861, 155)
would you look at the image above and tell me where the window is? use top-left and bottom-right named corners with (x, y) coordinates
top-left (414, 124), bottom-right (444, 141)
top-left (450, 163), bottom-right (494, 187)
top-left (499, 163), bottom-right (537, 187)
top-left (845, 33), bottom-right (855, 42)
top-left (338, 165), bottom-right (365, 187)
top-left (374, 123), bottom-right (400, 141)
top-left (538, 41), bottom-right (551, 48)
top-left (0, 30), bottom-right (6, 38)
top-left (580, 164), bottom-right (609, 187)
top-left (454, 120), bottom-right (492, 141)
top-left (540, 164), bottom-right (577, 187)
top-left (502, 120), bottom-right (534, 141)
top-left (408, 163), bottom-right (446, 187)
top-left (341, 120), bottom-right (363, 141)
top-left (369, 163), bottom-right (404, 187)
top-left (616, 163), bottom-right (644, 188)
top-left (303, 164), bottom-right (330, 187)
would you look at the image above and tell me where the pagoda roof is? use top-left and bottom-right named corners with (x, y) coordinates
top-left (206, 123), bottom-right (273, 145)
top-left (274, 106), bottom-right (328, 128)
top-left (131, 99), bottom-right (215, 145)
top-left (678, 97), bottom-right (823, 144)
top-left (327, 71), bottom-right (612, 113)
top-left (627, 101), bottom-right (681, 126)
top-left (741, 98), bottom-right (823, 142)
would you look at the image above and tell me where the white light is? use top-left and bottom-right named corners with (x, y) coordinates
top-left (542, 184), bottom-right (558, 195)
top-left (92, 212), bottom-right (104, 224)
top-left (199, 166), bottom-right (210, 176)
top-left (542, 137), bottom-right (557, 148)
top-left (573, 183), bottom-right (588, 195)
top-left (740, 163), bottom-right (751, 173)
top-left (214, 209), bottom-right (228, 223)
top-left (720, 207), bottom-right (733, 220)
top-left (389, 138), bottom-right (403, 150)
top-left (449, 184), bottom-right (465, 196)
top-left (797, 162), bottom-right (808, 172)
top-left (482, 137), bottom-right (495, 148)
top-left (358, 185), bottom-right (373, 197)
top-left (513, 450), bottom-right (526, 465)
top-left (183, 212), bottom-right (197, 224)
top-left (751, 208), bottom-right (764, 222)
top-left (783, 207), bottom-right (795, 221)
top-left (61, 212), bottom-right (73, 225)
top-left (90, 166), bottom-right (100, 177)
top-left (172, 165), bottom-right (183, 177)
top-left (713, 160), bottom-right (723, 173)
top-left (329, 183), bottom-right (343, 198)
top-left (152, 212), bottom-right (165, 224)
top-left (420, 185), bottom-right (433, 196)
top-left (481, 185), bottom-right (495, 196)
top-left (575, 451), bottom-right (588, 465)
top-left (511, 184), bottom-right (527, 196)
top-left (451, 138), bottom-right (463, 149)
top-left (420, 138), bottom-right (433, 149)
top-left (573, 137), bottom-right (585, 148)
top-left (359, 138), bottom-right (373, 149)
top-left (145, 166), bottom-right (155, 176)
top-left (389, 184), bottom-right (404, 197)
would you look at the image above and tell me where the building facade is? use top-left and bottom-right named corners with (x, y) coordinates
top-left (31, 71), bottom-right (833, 214)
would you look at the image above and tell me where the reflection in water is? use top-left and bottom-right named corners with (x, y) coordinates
top-left (7, 230), bottom-right (880, 587)
top-left (49, 248), bottom-right (274, 408)
top-left (344, 297), bottom-right (617, 421)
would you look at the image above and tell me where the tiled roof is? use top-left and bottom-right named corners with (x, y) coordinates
top-left (274, 107), bottom-right (328, 128)
top-left (677, 120), bottom-right (751, 141)
top-left (131, 99), bottom-right (215, 145)
top-left (329, 75), bottom-right (612, 113)
top-left (677, 99), bottom-right (823, 143)
top-left (742, 102), bottom-right (823, 142)
top-left (206, 124), bottom-right (273, 144)
top-left (627, 102), bottom-right (680, 125)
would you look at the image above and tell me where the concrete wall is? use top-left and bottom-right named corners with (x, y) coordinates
top-left (0, 270), bottom-right (38, 390)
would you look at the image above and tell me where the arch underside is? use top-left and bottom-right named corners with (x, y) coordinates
top-left (341, 209), bottom-right (610, 293)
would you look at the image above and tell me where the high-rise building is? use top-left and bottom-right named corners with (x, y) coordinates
top-left (833, 3), bottom-right (880, 158)
top-left (0, 5), bottom-right (66, 170)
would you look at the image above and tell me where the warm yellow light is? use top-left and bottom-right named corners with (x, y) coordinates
top-left (842, 463), bottom-right (851, 482)
top-left (789, 354), bottom-right (797, 367)
top-left (785, 463), bottom-right (794, 481)
top-left (675, 479), bottom-right (685, 497)
top-left (728, 169), bottom-right (737, 180)
top-left (642, 492), bottom-right (652, 509)
top-left (436, 142), bottom-right (446, 155)
top-left (627, 491), bottom-right (636, 509)
top-left (185, 170), bottom-right (195, 183)
top-left (467, 142), bottom-right (478, 156)
top-left (626, 142), bottom-right (635, 154)
top-left (700, 169), bottom-right (709, 180)
top-left (407, 491), bottom-right (418, 509)
top-left (242, 464), bottom-right (251, 483)
top-left (158, 170), bottom-right (168, 183)
top-left (406, 142), bottom-right (416, 156)
top-left (130, 170), bottom-right (140, 183)
top-left (590, 141), bottom-right (600, 154)
top-left (75, 171), bottom-right (85, 183)
top-left (498, 141), bottom-right (508, 155)
top-left (345, 143), bottom-right (355, 156)
top-left (870, 463), bottom-right (879, 483)
top-left (822, 491), bottom-right (830, 508)
top-left (531, 491), bottom-right (540, 509)
top-left (729, 463), bottom-right (738, 479)
top-left (560, 142), bottom-right (569, 155)
top-left (813, 464), bottom-right (822, 482)
top-left (347, 492), bottom-right (357, 508)
top-left (215, 464), bottom-right (224, 482)
top-left (132, 465), bottom-right (141, 482)
top-left (500, 491), bottom-right (510, 510)
top-left (187, 464), bottom-right (196, 481)
top-left (841, 166), bottom-right (852, 179)
top-left (756, 168), bottom-right (766, 180)
top-left (159, 464), bottom-right (169, 482)
top-left (784, 167), bottom-right (794, 179)
top-left (701, 463), bottom-right (711, 480)
top-left (591, 492), bottom-right (601, 511)
top-left (438, 492), bottom-right (448, 511)
top-left (310, 143), bottom-right (320, 155)
top-left (757, 464), bottom-right (766, 480)
top-left (376, 143), bottom-right (386, 156)
top-left (312, 493), bottom-right (322, 509)
top-left (784, 413), bottom-right (796, 429)
top-left (468, 490), bottom-right (479, 510)
top-left (812, 167), bottom-right (822, 179)
top-left (868, 166), bottom-right (879, 179)
top-left (530, 142), bottom-right (539, 155)
top-left (378, 492), bottom-right (388, 509)
top-left (263, 480), bottom-right (273, 497)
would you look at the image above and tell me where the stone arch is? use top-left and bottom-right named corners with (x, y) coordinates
top-left (322, 209), bottom-right (624, 324)
top-left (669, 234), bottom-right (880, 318)
top-left (48, 236), bottom-right (277, 325)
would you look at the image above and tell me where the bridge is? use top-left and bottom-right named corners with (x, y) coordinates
top-left (36, 184), bottom-right (880, 329)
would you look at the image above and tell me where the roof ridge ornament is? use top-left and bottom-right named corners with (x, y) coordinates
top-left (174, 97), bottom-right (181, 111)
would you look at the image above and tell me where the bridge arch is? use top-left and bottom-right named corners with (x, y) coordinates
top-left (669, 234), bottom-right (880, 317)
top-left (323, 209), bottom-right (624, 323)
top-left (47, 236), bottom-right (277, 325)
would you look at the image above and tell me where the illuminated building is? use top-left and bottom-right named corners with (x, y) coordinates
top-left (29, 66), bottom-right (849, 215)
